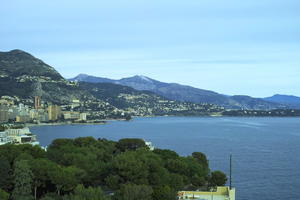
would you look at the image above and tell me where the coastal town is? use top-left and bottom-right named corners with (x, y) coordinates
top-left (0, 95), bottom-right (101, 125)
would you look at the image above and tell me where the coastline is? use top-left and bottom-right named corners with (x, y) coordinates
top-left (24, 113), bottom-right (300, 128)
top-left (26, 121), bottom-right (106, 127)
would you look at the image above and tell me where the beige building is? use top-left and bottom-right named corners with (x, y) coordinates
top-left (63, 111), bottom-right (80, 120)
top-left (0, 109), bottom-right (9, 122)
top-left (63, 111), bottom-right (87, 121)
top-left (34, 96), bottom-right (41, 109)
top-left (80, 113), bottom-right (87, 121)
top-left (48, 105), bottom-right (61, 121)
top-left (178, 187), bottom-right (235, 200)
top-left (16, 115), bottom-right (30, 123)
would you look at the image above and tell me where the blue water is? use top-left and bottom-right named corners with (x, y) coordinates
top-left (30, 117), bottom-right (300, 200)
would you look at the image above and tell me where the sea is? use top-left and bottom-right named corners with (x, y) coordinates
top-left (30, 117), bottom-right (300, 200)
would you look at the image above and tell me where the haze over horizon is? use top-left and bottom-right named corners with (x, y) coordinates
top-left (1, 0), bottom-right (300, 97)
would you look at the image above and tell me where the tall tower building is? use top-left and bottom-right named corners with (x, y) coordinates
top-left (0, 105), bottom-right (9, 122)
top-left (34, 96), bottom-right (41, 109)
top-left (48, 105), bottom-right (61, 121)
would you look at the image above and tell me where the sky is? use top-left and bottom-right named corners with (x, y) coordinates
top-left (1, 0), bottom-right (300, 97)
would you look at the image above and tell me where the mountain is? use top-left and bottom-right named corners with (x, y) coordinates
top-left (0, 49), bottom-right (63, 80)
top-left (0, 50), bottom-right (94, 104)
top-left (264, 94), bottom-right (300, 109)
top-left (70, 74), bottom-right (286, 110)
top-left (0, 49), bottom-right (223, 117)
top-left (78, 82), bottom-right (223, 116)
top-left (70, 73), bottom-right (113, 83)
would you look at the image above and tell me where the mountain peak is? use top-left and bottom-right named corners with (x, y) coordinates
top-left (0, 49), bottom-right (63, 80)
top-left (9, 49), bottom-right (28, 54)
top-left (0, 49), bottom-right (34, 60)
top-left (75, 73), bottom-right (90, 78)
top-left (132, 75), bottom-right (153, 82)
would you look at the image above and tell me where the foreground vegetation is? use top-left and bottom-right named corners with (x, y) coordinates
top-left (0, 137), bottom-right (227, 200)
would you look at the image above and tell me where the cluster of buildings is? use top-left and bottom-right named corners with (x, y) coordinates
top-left (0, 96), bottom-right (87, 124)
top-left (0, 127), bottom-right (39, 146)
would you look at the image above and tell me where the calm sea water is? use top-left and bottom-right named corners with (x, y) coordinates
top-left (30, 117), bottom-right (300, 200)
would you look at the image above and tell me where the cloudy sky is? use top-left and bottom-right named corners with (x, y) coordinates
top-left (1, 0), bottom-right (300, 97)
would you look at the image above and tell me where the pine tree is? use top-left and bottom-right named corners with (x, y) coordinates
top-left (12, 160), bottom-right (34, 200)
top-left (0, 156), bottom-right (12, 191)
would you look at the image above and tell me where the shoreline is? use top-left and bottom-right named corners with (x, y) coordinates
top-left (26, 120), bottom-right (116, 127)
top-left (26, 115), bottom-right (300, 128)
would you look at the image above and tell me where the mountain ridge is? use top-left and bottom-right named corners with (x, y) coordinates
top-left (264, 94), bottom-right (300, 109)
top-left (0, 49), bottom-right (224, 118)
top-left (70, 74), bottom-right (287, 110)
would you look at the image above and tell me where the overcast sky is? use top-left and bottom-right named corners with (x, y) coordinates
top-left (1, 0), bottom-right (300, 97)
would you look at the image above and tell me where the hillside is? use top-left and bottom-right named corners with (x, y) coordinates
top-left (0, 50), bottom-right (94, 104)
top-left (79, 82), bottom-right (223, 116)
top-left (70, 74), bottom-right (286, 110)
top-left (264, 94), bottom-right (300, 109)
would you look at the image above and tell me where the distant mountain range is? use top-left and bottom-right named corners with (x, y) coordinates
top-left (0, 49), bottom-right (223, 117)
top-left (1, 49), bottom-right (299, 112)
top-left (70, 74), bottom-right (298, 110)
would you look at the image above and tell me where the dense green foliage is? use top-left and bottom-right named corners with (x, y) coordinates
top-left (0, 137), bottom-right (227, 200)
top-left (0, 189), bottom-right (9, 200)
top-left (12, 160), bottom-right (34, 200)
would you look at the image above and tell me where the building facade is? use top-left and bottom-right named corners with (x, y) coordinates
top-left (48, 105), bottom-right (61, 121)
top-left (178, 187), bottom-right (235, 200)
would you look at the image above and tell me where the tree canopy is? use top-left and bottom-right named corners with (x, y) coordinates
top-left (0, 137), bottom-right (227, 200)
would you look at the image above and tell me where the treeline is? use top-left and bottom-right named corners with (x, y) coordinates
top-left (0, 137), bottom-right (227, 200)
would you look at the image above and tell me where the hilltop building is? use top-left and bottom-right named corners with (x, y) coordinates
top-left (71, 99), bottom-right (81, 109)
top-left (178, 186), bottom-right (235, 200)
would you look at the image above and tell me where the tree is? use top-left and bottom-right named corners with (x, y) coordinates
top-left (210, 171), bottom-right (227, 187)
top-left (105, 175), bottom-right (121, 190)
top-left (112, 151), bottom-right (149, 185)
top-left (0, 189), bottom-right (9, 200)
top-left (40, 197), bottom-right (55, 200)
top-left (192, 152), bottom-right (209, 169)
top-left (191, 175), bottom-right (206, 187)
top-left (49, 165), bottom-right (83, 195)
top-left (73, 137), bottom-right (98, 147)
top-left (63, 184), bottom-right (108, 200)
top-left (115, 184), bottom-right (153, 200)
top-left (0, 156), bottom-right (12, 192)
top-left (153, 149), bottom-right (179, 160)
top-left (152, 185), bottom-right (175, 200)
top-left (168, 173), bottom-right (184, 191)
top-left (116, 138), bottom-right (146, 152)
top-left (12, 160), bottom-right (34, 200)
top-left (30, 159), bottom-right (56, 200)
top-left (0, 144), bottom-right (45, 164)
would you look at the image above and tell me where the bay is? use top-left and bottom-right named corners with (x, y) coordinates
top-left (30, 117), bottom-right (300, 200)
